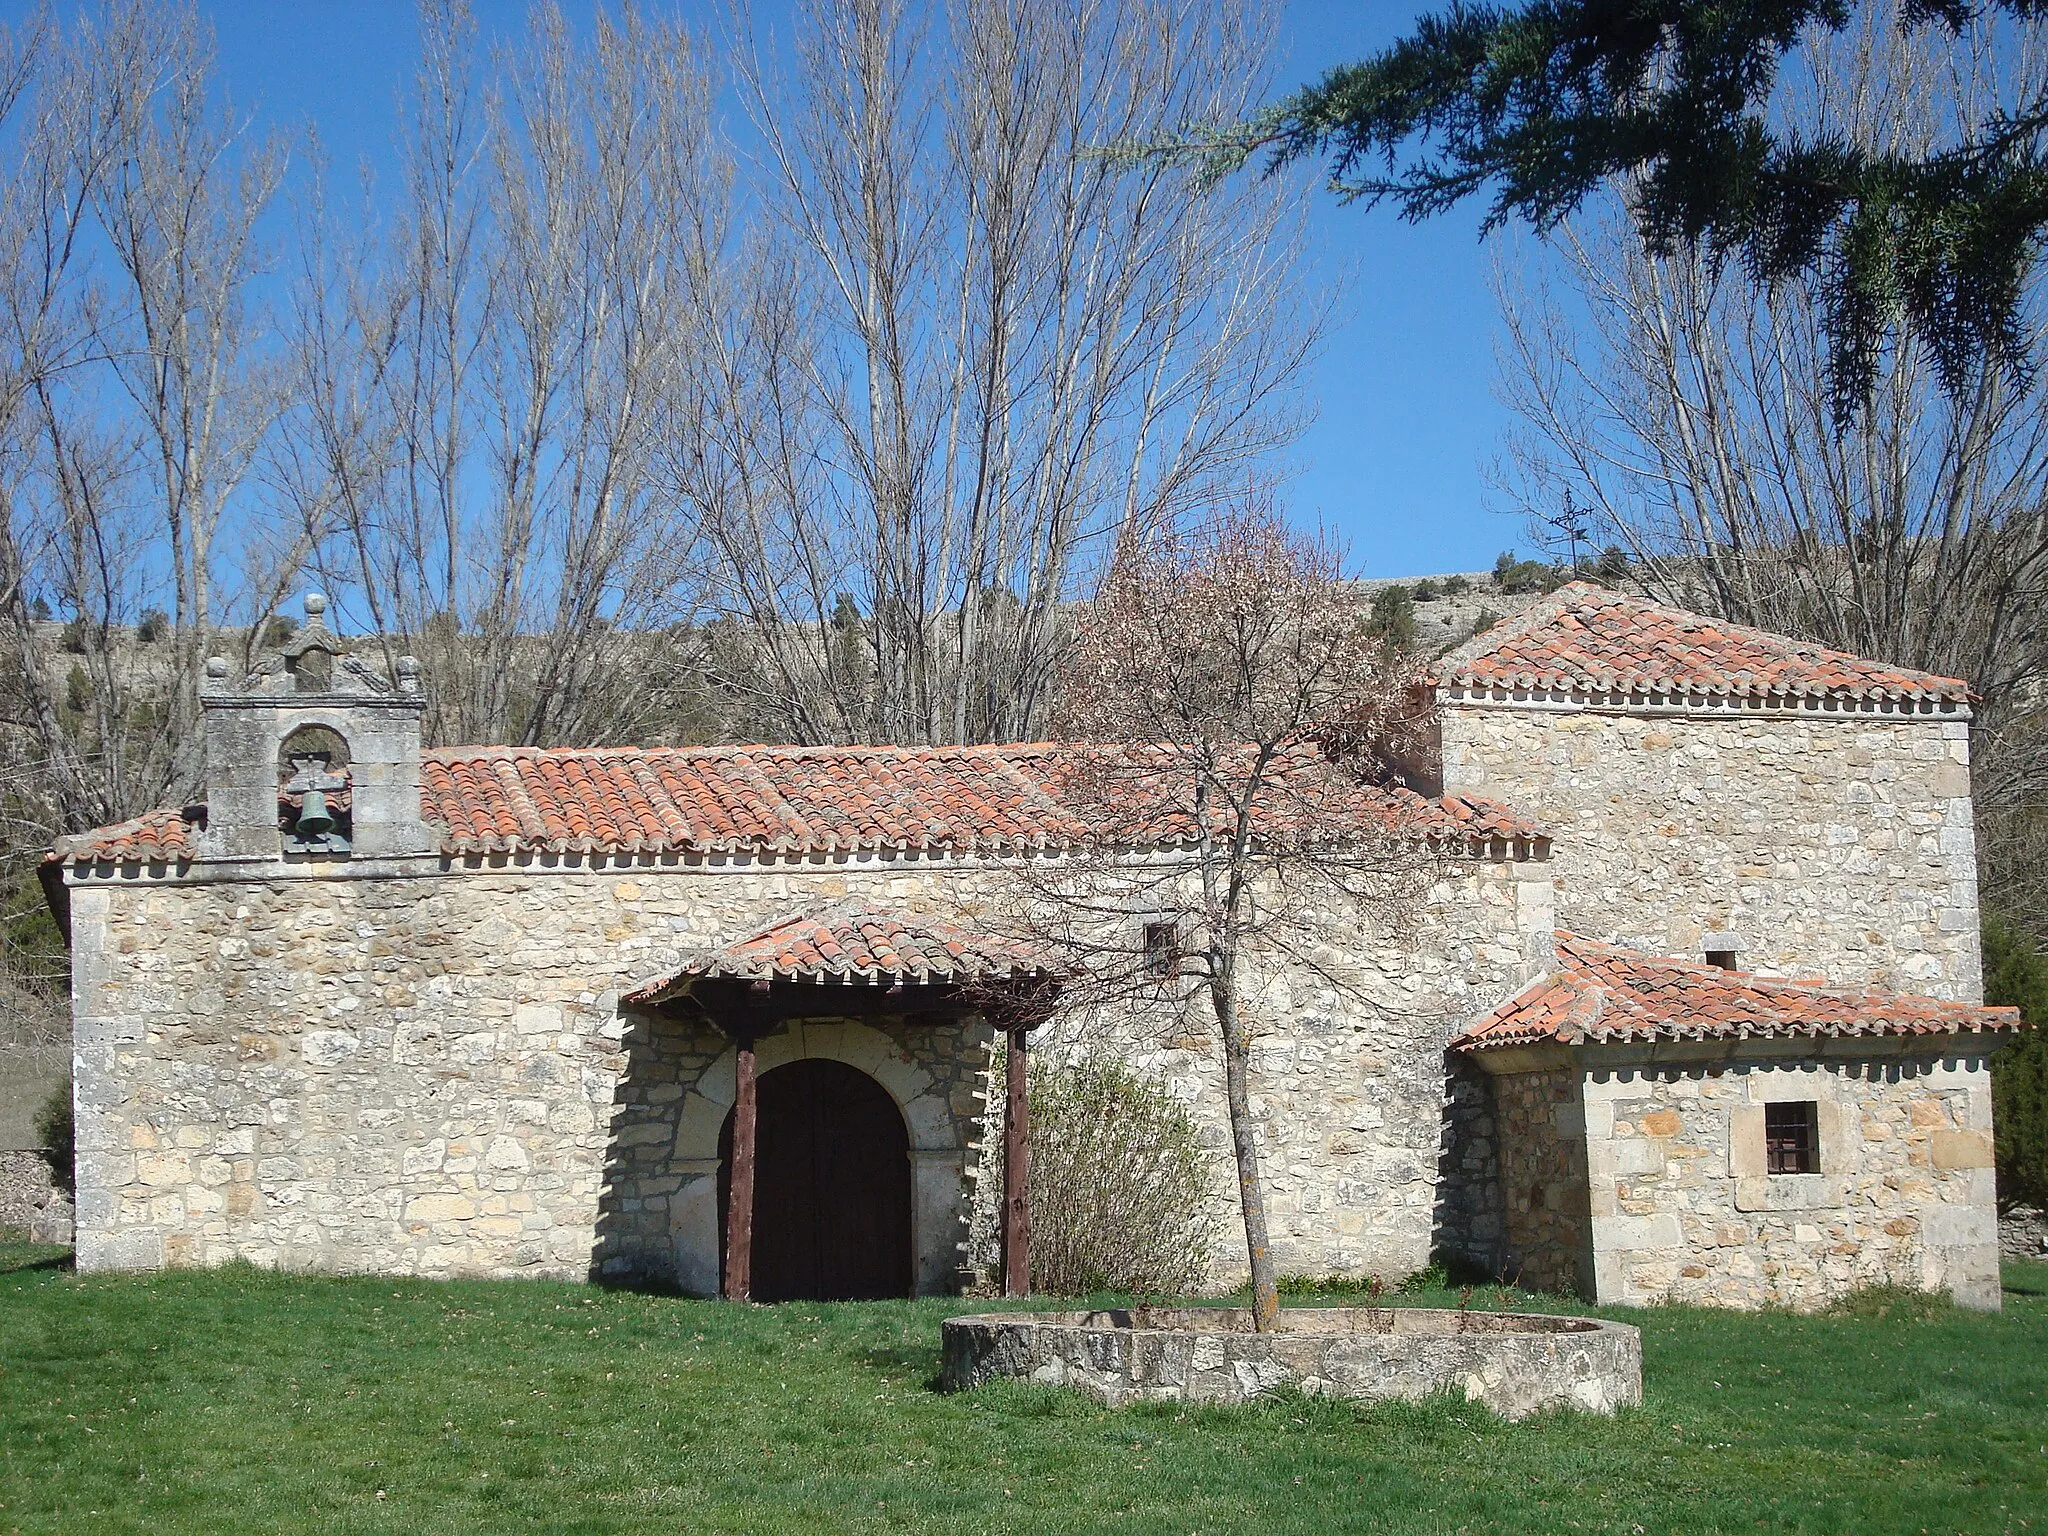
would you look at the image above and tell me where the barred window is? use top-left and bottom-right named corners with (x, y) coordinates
top-left (1765, 1101), bottom-right (1819, 1175)
top-left (1142, 920), bottom-right (1179, 978)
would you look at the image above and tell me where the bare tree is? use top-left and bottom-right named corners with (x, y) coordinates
top-left (304, 0), bottom-right (724, 749)
top-left (669, 0), bottom-right (1322, 746)
top-left (1024, 501), bottom-right (1437, 1328)
top-left (1496, 2), bottom-right (2048, 932)
top-left (0, 1), bottom-right (300, 838)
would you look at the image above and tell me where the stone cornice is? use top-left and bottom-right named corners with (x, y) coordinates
top-left (1436, 682), bottom-right (1971, 722)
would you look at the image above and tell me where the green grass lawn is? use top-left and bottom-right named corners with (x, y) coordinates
top-left (2, 1238), bottom-right (2044, 1536)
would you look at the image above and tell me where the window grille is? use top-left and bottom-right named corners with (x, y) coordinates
top-left (1142, 920), bottom-right (1179, 978)
top-left (1764, 1100), bottom-right (1819, 1175)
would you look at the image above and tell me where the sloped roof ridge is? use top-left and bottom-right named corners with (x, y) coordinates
top-left (424, 740), bottom-right (1064, 760)
top-left (53, 739), bottom-right (1542, 867)
top-left (622, 896), bottom-right (1065, 999)
top-left (1454, 931), bottom-right (2021, 1052)
top-left (1432, 580), bottom-right (1972, 702)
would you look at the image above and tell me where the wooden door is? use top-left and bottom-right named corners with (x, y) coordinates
top-left (719, 1057), bottom-right (913, 1301)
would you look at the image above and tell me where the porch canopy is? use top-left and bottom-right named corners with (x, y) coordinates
top-left (624, 901), bottom-right (1064, 1301)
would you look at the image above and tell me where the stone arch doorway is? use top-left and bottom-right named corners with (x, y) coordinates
top-left (716, 1058), bottom-right (913, 1302)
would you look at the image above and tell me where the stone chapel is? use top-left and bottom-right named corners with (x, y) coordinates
top-left (42, 583), bottom-right (2023, 1310)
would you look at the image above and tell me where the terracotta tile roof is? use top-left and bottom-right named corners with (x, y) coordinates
top-left (623, 901), bottom-right (1064, 1000)
top-left (50, 742), bottom-right (1540, 867)
top-left (1454, 934), bottom-right (2022, 1052)
top-left (1433, 582), bottom-right (1972, 705)
top-left (50, 805), bottom-right (201, 866)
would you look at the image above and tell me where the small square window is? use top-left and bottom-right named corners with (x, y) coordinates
top-left (1765, 1101), bottom-right (1819, 1175)
top-left (1142, 920), bottom-right (1179, 978)
top-left (1704, 947), bottom-right (1739, 971)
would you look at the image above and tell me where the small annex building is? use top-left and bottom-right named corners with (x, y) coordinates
top-left (44, 583), bottom-right (2026, 1310)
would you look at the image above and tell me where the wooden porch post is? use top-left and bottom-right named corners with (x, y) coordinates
top-left (1001, 1025), bottom-right (1030, 1298)
top-left (724, 1031), bottom-right (758, 1302)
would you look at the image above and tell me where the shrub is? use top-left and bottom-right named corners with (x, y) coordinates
top-left (1410, 578), bottom-right (1440, 602)
top-left (1492, 556), bottom-right (1560, 595)
top-left (260, 614), bottom-right (297, 648)
top-left (63, 664), bottom-right (91, 715)
top-left (1021, 1055), bottom-right (1217, 1296)
top-left (1441, 574), bottom-right (1471, 596)
top-left (136, 608), bottom-right (169, 643)
top-left (34, 1077), bottom-right (73, 1195)
top-left (1988, 913), bottom-right (2048, 1212)
top-left (58, 617), bottom-right (93, 654)
top-left (1367, 584), bottom-right (1417, 649)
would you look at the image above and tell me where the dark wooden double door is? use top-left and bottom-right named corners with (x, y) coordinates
top-left (718, 1058), bottom-right (913, 1301)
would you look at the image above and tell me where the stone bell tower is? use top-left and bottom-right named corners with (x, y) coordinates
top-left (197, 594), bottom-right (434, 863)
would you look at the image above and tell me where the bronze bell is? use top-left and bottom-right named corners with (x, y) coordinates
top-left (296, 787), bottom-right (336, 838)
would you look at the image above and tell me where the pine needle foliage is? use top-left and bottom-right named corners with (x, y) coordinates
top-left (1238, 0), bottom-right (2048, 417)
top-left (1987, 912), bottom-right (2048, 1211)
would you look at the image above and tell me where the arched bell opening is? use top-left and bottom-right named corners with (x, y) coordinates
top-left (716, 1057), bottom-right (913, 1302)
top-left (277, 723), bottom-right (352, 855)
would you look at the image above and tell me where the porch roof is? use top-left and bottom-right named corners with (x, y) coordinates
top-left (1454, 934), bottom-right (2022, 1053)
top-left (623, 901), bottom-right (1064, 1004)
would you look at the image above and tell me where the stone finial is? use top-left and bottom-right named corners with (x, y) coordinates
top-left (304, 592), bottom-right (327, 621)
top-left (205, 656), bottom-right (229, 680)
top-left (396, 655), bottom-right (422, 694)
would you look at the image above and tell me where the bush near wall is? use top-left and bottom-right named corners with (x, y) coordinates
top-left (34, 1077), bottom-right (71, 1195)
top-left (1022, 1055), bottom-right (1217, 1297)
top-left (1988, 914), bottom-right (2048, 1213)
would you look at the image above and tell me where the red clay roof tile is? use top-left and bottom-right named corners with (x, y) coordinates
top-left (50, 742), bottom-right (1539, 866)
top-left (623, 900), bottom-right (1064, 999)
top-left (1434, 582), bottom-right (1972, 704)
top-left (1454, 934), bottom-right (2021, 1051)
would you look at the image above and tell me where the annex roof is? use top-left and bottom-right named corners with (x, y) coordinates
top-left (1453, 934), bottom-right (2021, 1053)
top-left (623, 901), bottom-right (1063, 1002)
top-left (1433, 582), bottom-right (1973, 707)
top-left (49, 742), bottom-right (1540, 867)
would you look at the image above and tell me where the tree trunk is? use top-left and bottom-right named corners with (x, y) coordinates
top-left (1210, 973), bottom-right (1278, 1330)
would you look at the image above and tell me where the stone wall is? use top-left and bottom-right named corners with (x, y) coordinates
top-left (1438, 701), bottom-right (1981, 999)
top-left (1430, 1056), bottom-right (1503, 1277)
top-left (1489, 1059), bottom-right (1591, 1294)
top-left (63, 846), bottom-right (1550, 1289)
top-left (0, 1148), bottom-right (72, 1242)
top-left (1562, 1042), bottom-right (2002, 1309)
top-left (1027, 852), bottom-right (1555, 1285)
top-left (2002, 1206), bottom-right (2048, 1262)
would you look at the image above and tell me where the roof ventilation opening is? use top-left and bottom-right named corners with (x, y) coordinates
top-left (1704, 946), bottom-right (1739, 971)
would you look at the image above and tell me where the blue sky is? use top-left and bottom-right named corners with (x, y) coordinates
top-left (187, 0), bottom-right (1521, 580)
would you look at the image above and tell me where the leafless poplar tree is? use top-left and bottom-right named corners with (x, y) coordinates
top-left (1494, 4), bottom-right (2048, 930)
top-left (668, 0), bottom-right (1321, 746)
top-left (0, 1), bottom-right (299, 836)
top-left (301, 0), bottom-right (725, 749)
top-left (1024, 502), bottom-right (1436, 1328)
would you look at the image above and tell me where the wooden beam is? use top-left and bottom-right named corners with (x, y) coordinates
top-left (1001, 1026), bottom-right (1030, 1299)
top-left (724, 1031), bottom-right (758, 1302)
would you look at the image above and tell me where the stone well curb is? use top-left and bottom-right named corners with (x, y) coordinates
top-left (940, 1306), bottom-right (1642, 1419)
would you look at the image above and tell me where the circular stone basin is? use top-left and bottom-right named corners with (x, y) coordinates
top-left (941, 1306), bottom-right (1641, 1419)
